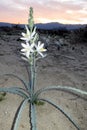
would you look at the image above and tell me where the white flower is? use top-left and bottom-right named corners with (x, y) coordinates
top-left (20, 25), bottom-right (36, 42)
top-left (21, 42), bottom-right (34, 59)
top-left (35, 41), bottom-right (47, 57)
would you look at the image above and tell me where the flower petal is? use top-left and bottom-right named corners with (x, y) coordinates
top-left (21, 32), bottom-right (25, 37)
top-left (25, 25), bottom-right (30, 35)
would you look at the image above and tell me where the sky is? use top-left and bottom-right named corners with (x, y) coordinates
top-left (0, 0), bottom-right (87, 24)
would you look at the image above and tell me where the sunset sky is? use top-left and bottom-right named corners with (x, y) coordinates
top-left (0, 0), bottom-right (87, 24)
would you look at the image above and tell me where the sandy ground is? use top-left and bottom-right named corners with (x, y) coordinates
top-left (0, 32), bottom-right (87, 130)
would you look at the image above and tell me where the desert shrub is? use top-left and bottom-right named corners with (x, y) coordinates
top-left (66, 26), bottom-right (87, 44)
top-left (0, 93), bottom-right (6, 101)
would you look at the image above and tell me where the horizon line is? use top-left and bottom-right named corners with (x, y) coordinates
top-left (0, 21), bottom-right (87, 25)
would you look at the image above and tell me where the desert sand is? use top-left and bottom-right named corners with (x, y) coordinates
top-left (0, 29), bottom-right (87, 130)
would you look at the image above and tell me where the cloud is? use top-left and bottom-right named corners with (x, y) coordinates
top-left (0, 0), bottom-right (87, 24)
top-left (0, 0), bottom-right (25, 12)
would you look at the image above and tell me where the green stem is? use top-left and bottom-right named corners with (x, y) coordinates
top-left (29, 54), bottom-right (36, 98)
top-left (32, 56), bottom-right (35, 91)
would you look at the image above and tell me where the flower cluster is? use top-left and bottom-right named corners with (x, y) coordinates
top-left (20, 25), bottom-right (47, 62)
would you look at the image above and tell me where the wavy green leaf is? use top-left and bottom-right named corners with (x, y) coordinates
top-left (29, 103), bottom-right (37, 130)
top-left (39, 98), bottom-right (80, 130)
top-left (11, 98), bottom-right (29, 130)
top-left (34, 86), bottom-right (87, 100)
top-left (3, 74), bottom-right (29, 91)
top-left (0, 87), bottom-right (28, 98)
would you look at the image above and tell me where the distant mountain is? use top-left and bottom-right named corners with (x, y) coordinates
top-left (0, 22), bottom-right (24, 28)
top-left (0, 22), bottom-right (13, 27)
top-left (0, 22), bottom-right (86, 30)
top-left (36, 22), bottom-right (86, 30)
top-left (36, 22), bottom-right (63, 30)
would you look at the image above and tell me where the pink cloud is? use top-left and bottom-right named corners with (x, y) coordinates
top-left (0, 0), bottom-right (87, 24)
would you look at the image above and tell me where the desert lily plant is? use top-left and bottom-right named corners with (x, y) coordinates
top-left (0, 7), bottom-right (87, 130)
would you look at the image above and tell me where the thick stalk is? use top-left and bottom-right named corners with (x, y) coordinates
top-left (29, 54), bottom-right (36, 97)
top-left (32, 54), bottom-right (36, 91)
